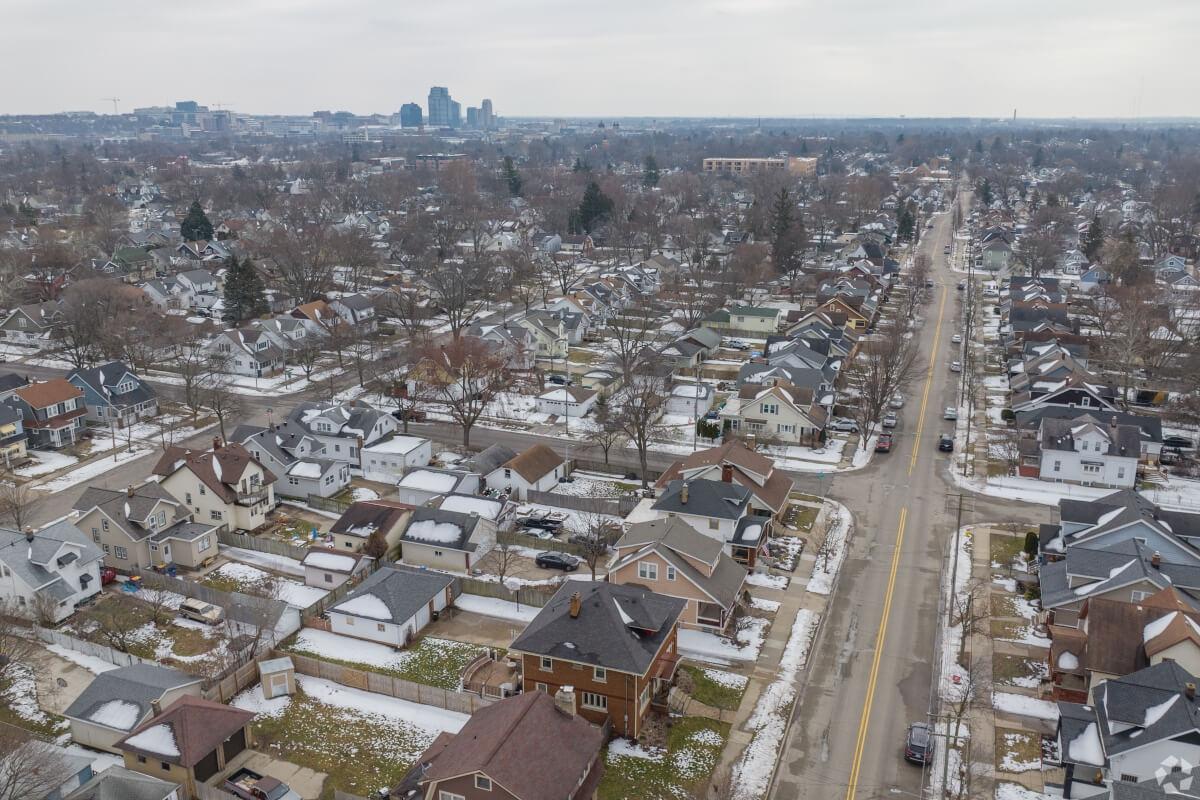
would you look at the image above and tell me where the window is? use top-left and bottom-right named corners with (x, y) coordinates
top-left (535, 682), bottom-right (548, 692)
top-left (594, 666), bottom-right (606, 682)
top-left (475, 776), bottom-right (493, 791)
top-left (160, 762), bottom-right (170, 772)
top-left (708, 519), bottom-right (719, 530)
top-left (102, 545), bottom-right (110, 554)
top-left (638, 562), bottom-right (658, 581)
top-left (1131, 591), bottom-right (1151, 602)
top-left (324, 573), bottom-right (333, 583)
top-left (344, 616), bottom-right (354, 626)
top-left (377, 623), bottom-right (386, 632)
top-left (137, 754), bottom-right (147, 764)
top-left (91, 528), bottom-right (100, 543)
top-left (580, 691), bottom-right (607, 711)
top-left (101, 519), bottom-right (109, 532)
top-left (210, 510), bottom-right (223, 521)
top-left (439, 792), bottom-right (466, 800)
top-left (198, 485), bottom-right (206, 495)
top-left (1053, 461), bottom-right (1061, 472)
top-left (1120, 775), bottom-right (1139, 784)
top-left (778, 424), bottom-right (794, 434)
top-left (666, 566), bottom-right (676, 581)
top-left (185, 492), bottom-right (192, 505)
top-left (1117, 467), bottom-right (1126, 480)
top-left (540, 656), bottom-right (553, 672)
top-left (198, 536), bottom-right (211, 553)
top-left (288, 477), bottom-right (299, 486)
top-left (761, 403), bottom-right (779, 415)
top-left (1082, 463), bottom-right (1102, 475)
top-left (114, 546), bottom-right (128, 560)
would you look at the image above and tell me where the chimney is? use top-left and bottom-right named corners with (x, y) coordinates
top-left (554, 686), bottom-right (577, 717)
top-left (680, 482), bottom-right (689, 505)
top-left (568, 592), bottom-right (582, 619)
top-left (150, 698), bottom-right (162, 717)
top-left (24, 527), bottom-right (34, 543)
top-left (1187, 683), bottom-right (1196, 701)
top-left (1152, 551), bottom-right (1162, 569)
top-left (722, 464), bottom-right (733, 483)
top-left (126, 484), bottom-right (135, 498)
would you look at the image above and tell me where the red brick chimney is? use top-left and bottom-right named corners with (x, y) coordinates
top-left (680, 482), bottom-right (689, 504)
top-left (722, 464), bottom-right (733, 483)
top-left (568, 592), bottom-right (582, 619)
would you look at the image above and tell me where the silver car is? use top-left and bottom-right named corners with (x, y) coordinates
top-left (882, 412), bottom-right (898, 428)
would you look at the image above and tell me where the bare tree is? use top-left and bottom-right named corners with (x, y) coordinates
top-left (418, 338), bottom-right (510, 447)
top-left (0, 726), bottom-right (73, 800)
top-left (423, 258), bottom-right (494, 342)
top-left (840, 334), bottom-right (920, 449)
top-left (616, 369), bottom-right (670, 489)
top-left (1014, 226), bottom-right (1061, 279)
top-left (0, 475), bottom-right (41, 532)
top-left (89, 595), bottom-right (147, 652)
top-left (0, 601), bottom-right (40, 686)
top-left (490, 538), bottom-right (522, 588)
top-left (576, 507), bottom-right (620, 580)
top-left (585, 402), bottom-right (624, 466)
top-left (203, 370), bottom-right (245, 442)
top-left (603, 305), bottom-right (660, 385)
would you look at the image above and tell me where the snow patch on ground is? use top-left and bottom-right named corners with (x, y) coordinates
top-left (453, 594), bottom-right (540, 623)
top-left (806, 501), bottom-right (852, 595)
top-left (678, 617), bottom-right (769, 667)
top-left (37, 447), bottom-right (151, 492)
top-left (992, 691), bottom-right (1060, 721)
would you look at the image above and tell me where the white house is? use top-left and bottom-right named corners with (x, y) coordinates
top-left (287, 400), bottom-right (397, 469)
top-left (234, 423), bottom-right (350, 500)
top-left (151, 441), bottom-right (277, 533)
top-left (0, 521), bottom-right (103, 623)
top-left (665, 383), bottom-right (715, 418)
top-left (327, 564), bottom-right (456, 647)
top-left (395, 467), bottom-right (479, 507)
top-left (1035, 416), bottom-right (1140, 489)
top-left (484, 444), bottom-right (566, 500)
top-left (534, 386), bottom-right (598, 418)
top-left (361, 434), bottom-right (433, 483)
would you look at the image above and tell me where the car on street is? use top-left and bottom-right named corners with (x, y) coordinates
top-left (535, 551), bottom-right (580, 571)
top-left (829, 417), bottom-right (859, 433)
top-left (882, 412), bottom-right (898, 428)
top-left (546, 374), bottom-right (572, 386)
top-left (950, 360), bottom-right (962, 372)
top-left (889, 395), bottom-right (905, 409)
top-left (951, 334), bottom-right (962, 344)
top-left (391, 408), bottom-right (427, 423)
top-left (725, 339), bottom-right (751, 350)
top-left (875, 433), bottom-right (893, 453)
top-left (904, 722), bottom-right (933, 764)
top-left (943, 406), bottom-right (958, 420)
top-left (1163, 435), bottom-right (1195, 450)
top-left (938, 434), bottom-right (955, 452)
top-left (924, 279), bottom-right (934, 289)
top-left (943, 245), bottom-right (952, 254)
top-left (956, 281), bottom-right (966, 291)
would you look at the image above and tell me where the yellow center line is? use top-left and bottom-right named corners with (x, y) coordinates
top-left (843, 506), bottom-right (909, 800)
top-left (908, 284), bottom-right (950, 476)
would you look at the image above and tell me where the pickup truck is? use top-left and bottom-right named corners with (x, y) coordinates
top-left (224, 768), bottom-right (301, 800)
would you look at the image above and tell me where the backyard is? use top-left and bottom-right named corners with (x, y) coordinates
top-left (598, 717), bottom-right (731, 800)
top-left (282, 628), bottom-right (489, 690)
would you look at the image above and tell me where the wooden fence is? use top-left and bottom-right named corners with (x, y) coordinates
top-left (281, 650), bottom-right (494, 715)
top-left (217, 529), bottom-right (310, 563)
top-left (204, 657), bottom-right (267, 705)
top-left (34, 627), bottom-right (151, 668)
top-left (306, 493), bottom-right (354, 514)
top-left (496, 529), bottom-right (590, 557)
top-left (526, 489), bottom-right (628, 518)
top-left (457, 576), bottom-right (551, 607)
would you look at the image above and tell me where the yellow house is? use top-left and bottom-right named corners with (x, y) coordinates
top-left (0, 403), bottom-right (27, 468)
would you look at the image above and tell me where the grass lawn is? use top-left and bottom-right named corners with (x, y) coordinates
top-left (598, 717), bottom-right (730, 800)
top-left (987, 461), bottom-right (1010, 477)
top-left (251, 689), bottom-right (437, 798)
top-left (992, 653), bottom-right (1048, 689)
top-left (990, 533), bottom-right (1027, 569)
top-left (568, 349), bottom-right (600, 364)
top-left (0, 668), bottom-right (68, 739)
top-left (680, 665), bottom-right (748, 711)
top-left (283, 634), bottom-right (489, 691)
top-left (789, 492), bottom-right (823, 504)
top-left (991, 594), bottom-right (1022, 618)
top-left (995, 728), bottom-right (1042, 772)
top-left (788, 505), bottom-right (819, 532)
top-left (990, 619), bottom-right (1025, 640)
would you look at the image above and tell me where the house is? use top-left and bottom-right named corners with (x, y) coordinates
top-left (396, 467), bottom-right (479, 506)
top-left (659, 328), bottom-right (722, 371)
top-left (650, 479), bottom-right (768, 567)
top-left (250, 316), bottom-right (312, 353)
top-left (534, 386), bottom-right (597, 418)
top-left (467, 444), bottom-right (517, 479)
top-left (1057, 662), bottom-right (1200, 795)
top-left (1014, 406), bottom-right (1162, 465)
top-left (72, 483), bottom-right (218, 571)
top-left (398, 507), bottom-right (496, 572)
top-left (434, 494), bottom-right (508, 527)
top-left (233, 423), bottom-right (350, 500)
top-left (0, 401), bottom-right (28, 468)
top-left (981, 237), bottom-right (1012, 271)
top-left (115, 696), bottom-right (255, 800)
top-left (290, 299), bottom-right (341, 336)
top-left (1030, 415), bottom-right (1141, 489)
top-left (361, 434), bottom-right (433, 483)
top-left (655, 441), bottom-right (795, 521)
top-left (64, 765), bottom-right (182, 800)
top-left (399, 691), bottom-right (605, 800)
top-left (8, 378), bottom-right (86, 448)
top-left (1043, 490), bottom-right (1200, 565)
top-left (702, 306), bottom-right (781, 334)
top-left (287, 400), bottom-right (398, 468)
top-left (0, 371), bottom-right (29, 402)
top-left (1079, 267), bottom-right (1113, 294)
top-left (328, 563), bottom-right (457, 647)
top-left (665, 383), bottom-right (714, 418)
top-left (484, 444), bottom-right (566, 501)
top-left (466, 322), bottom-right (537, 370)
top-left (609, 518), bottom-right (747, 633)
top-left (516, 311), bottom-right (568, 359)
top-left (508, 581), bottom-right (684, 738)
top-left (151, 441), bottom-right (277, 533)
top-left (0, 521), bottom-right (103, 623)
top-left (67, 361), bottom-right (159, 427)
top-left (206, 329), bottom-right (285, 378)
top-left (718, 380), bottom-right (827, 446)
top-left (64, 664), bottom-right (204, 754)
top-left (1048, 588), bottom-right (1200, 702)
top-left (328, 499), bottom-right (414, 552)
top-left (329, 293), bottom-right (377, 334)
top-left (0, 301), bottom-right (64, 349)
top-left (300, 547), bottom-right (373, 589)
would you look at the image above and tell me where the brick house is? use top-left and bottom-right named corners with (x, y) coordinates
top-left (508, 581), bottom-right (684, 738)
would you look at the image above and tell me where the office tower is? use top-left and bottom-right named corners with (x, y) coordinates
top-left (400, 103), bottom-right (422, 127)
top-left (448, 100), bottom-right (461, 128)
top-left (481, 98), bottom-right (494, 129)
top-left (466, 107), bottom-right (479, 128)
top-left (428, 86), bottom-right (452, 127)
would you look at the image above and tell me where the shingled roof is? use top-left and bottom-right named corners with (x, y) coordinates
top-left (116, 695), bottom-right (254, 767)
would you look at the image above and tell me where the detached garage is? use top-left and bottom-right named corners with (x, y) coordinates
top-left (328, 564), bottom-right (458, 647)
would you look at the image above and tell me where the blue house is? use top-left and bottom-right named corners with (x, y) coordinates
top-left (67, 361), bottom-right (158, 428)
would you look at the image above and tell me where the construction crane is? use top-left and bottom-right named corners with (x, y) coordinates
top-left (101, 97), bottom-right (121, 114)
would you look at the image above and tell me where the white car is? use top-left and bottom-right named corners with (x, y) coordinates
top-left (950, 361), bottom-right (962, 372)
top-left (944, 407), bottom-right (959, 420)
top-left (889, 395), bottom-right (905, 409)
top-left (882, 412), bottom-right (899, 428)
top-left (951, 334), bottom-right (962, 344)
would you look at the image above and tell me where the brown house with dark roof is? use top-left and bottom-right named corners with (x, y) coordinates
top-left (152, 440), bottom-right (277, 533)
top-left (484, 443), bottom-right (566, 500)
top-left (397, 690), bottom-right (605, 800)
top-left (328, 498), bottom-right (414, 552)
top-left (655, 441), bottom-right (795, 519)
top-left (115, 695), bottom-right (255, 800)
top-left (8, 377), bottom-right (86, 448)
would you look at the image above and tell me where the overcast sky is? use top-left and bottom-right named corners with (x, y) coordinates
top-left (4, 0), bottom-right (1197, 119)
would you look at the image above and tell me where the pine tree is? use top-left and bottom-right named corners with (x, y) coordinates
top-left (897, 202), bottom-right (916, 241)
top-left (1082, 215), bottom-right (1105, 260)
top-left (642, 155), bottom-right (660, 188)
top-left (770, 188), bottom-right (799, 274)
top-left (572, 157), bottom-right (588, 173)
top-left (502, 156), bottom-right (523, 197)
top-left (575, 181), bottom-right (613, 233)
top-left (978, 178), bottom-right (994, 207)
top-left (223, 256), bottom-right (268, 322)
top-left (180, 200), bottom-right (214, 242)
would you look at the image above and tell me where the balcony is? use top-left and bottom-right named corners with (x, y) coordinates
top-left (235, 488), bottom-right (270, 507)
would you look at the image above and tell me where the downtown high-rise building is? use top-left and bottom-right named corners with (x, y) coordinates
top-left (480, 98), bottom-right (494, 129)
top-left (427, 86), bottom-right (454, 127)
top-left (466, 107), bottom-right (479, 128)
top-left (399, 102), bottom-right (422, 127)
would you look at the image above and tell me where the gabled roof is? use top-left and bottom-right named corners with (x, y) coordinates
top-left (0, 521), bottom-right (103, 599)
top-left (64, 664), bottom-right (202, 732)
top-left (500, 444), bottom-right (564, 483)
top-left (330, 499), bottom-right (413, 540)
top-left (116, 695), bottom-right (254, 767)
top-left (468, 444), bottom-right (517, 475)
top-left (654, 441), bottom-right (793, 513)
top-left (402, 507), bottom-right (480, 552)
top-left (509, 581), bottom-right (684, 675)
top-left (331, 563), bottom-right (455, 624)
top-left (151, 442), bottom-right (276, 503)
top-left (653, 478), bottom-right (751, 520)
top-left (1092, 661), bottom-right (1200, 758)
top-left (613, 518), bottom-right (747, 608)
top-left (14, 378), bottom-right (83, 409)
top-left (72, 483), bottom-right (183, 542)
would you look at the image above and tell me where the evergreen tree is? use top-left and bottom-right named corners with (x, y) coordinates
top-left (770, 188), bottom-right (799, 274)
top-left (180, 200), bottom-right (214, 242)
top-left (978, 178), bottom-right (994, 207)
top-left (223, 256), bottom-right (268, 322)
top-left (574, 181), bottom-right (613, 233)
top-left (642, 155), bottom-right (660, 188)
top-left (1083, 215), bottom-right (1105, 260)
top-left (572, 157), bottom-right (588, 173)
top-left (897, 204), bottom-right (916, 241)
top-left (974, 139), bottom-right (984, 154)
top-left (502, 156), bottom-right (523, 197)
top-left (799, 140), bottom-right (809, 155)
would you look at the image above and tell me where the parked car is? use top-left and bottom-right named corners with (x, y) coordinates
top-left (179, 597), bottom-right (224, 625)
top-left (951, 334), bottom-right (962, 344)
top-left (829, 417), bottom-right (859, 433)
top-left (889, 395), bottom-right (905, 409)
top-left (950, 360), bottom-right (962, 372)
top-left (725, 339), bottom-right (751, 351)
top-left (943, 245), bottom-right (952, 254)
top-left (943, 407), bottom-right (958, 420)
top-left (225, 768), bottom-right (301, 800)
top-left (1163, 435), bottom-right (1195, 450)
top-left (956, 281), bottom-right (965, 291)
top-left (391, 408), bottom-right (427, 422)
top-left (546, 374), bottom-right (572, 386)
top-left (904, 722), bottom-right (933, 764)
top-left (938, 434), bottom-right (955, 452)
top-left (535, 551), bottom-right (580, 571)
top-left (882, 412), bottom-right (898, 428)
top-left (875, 433), bottom-right (893, 453)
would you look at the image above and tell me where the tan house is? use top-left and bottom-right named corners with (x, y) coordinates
top-left (398, 506), bottom-right (496, 572)
top-left (63, 664), bottom-right (204, 754)
top-left (609, 518), bottom-right (747, 632)
top-left (72, 483), bottom-right (219, 571)
top-left (655, 441), bottom-right (795, 521)
top-left (116, 696), bottom-right (255, 800)
top-left (152, 440), bottom-right (276, 533)
top-left (327, 499), bottom-right (414, 552)
top-left (508, 581), bottom-right (684, 738)
top-left (719, 381), bottom-right (827, 446)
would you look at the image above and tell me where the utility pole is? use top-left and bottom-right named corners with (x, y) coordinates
top-left (943, 493), bottom-right (975, 627)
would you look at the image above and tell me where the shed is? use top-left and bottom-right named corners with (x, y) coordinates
top-left (257, 656), bottom-right (296, 699)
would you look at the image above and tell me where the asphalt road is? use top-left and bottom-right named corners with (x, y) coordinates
top-left (769, 192), bottom-right (1046, 800)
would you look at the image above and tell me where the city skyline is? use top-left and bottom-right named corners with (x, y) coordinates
top-left (3, 0), bottom-right (1198, 119)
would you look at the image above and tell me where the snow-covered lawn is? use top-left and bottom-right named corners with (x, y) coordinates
top-left (36, 447), bottom-right (151, 492)
top-left (203, 561), bottom-right (327, 608)
top-left (678, 617), bottom-right (769, 666)
top-left (746, 572), bottom-right (789, 591)
top-left (806, 501), bottom-right (852, 595)
top-left (453, 594), bottom-right (540, 623)
top-left (520, 502), bottom-right (622, 535)
top-left (764, 438), bottom-right (848, 472)
top-left (350, 487), bottom-right (380, 502)
top-left (749, 597), bottom-right (780, 613)
top-left (45, 643), bottom-right (120, 674)
top-left (1143, 476), bottom-right (1200, 512)
top-left (940, 526), bottom-right (974, 703)
top-left (948, 470), bottom-right (1114, 507)
top-left (550, 475), bottom-right (633, 499)
top-left (992, 691), bottom-right (1060, 721)
top-left (600, 717), bottom-right (728, 800)
top-left (284, 629), bottom-right (487, 690)
top-left (222, 547), bottom-right (307, 579)
top-left (14, 450), bottom-right (78, 477)
top-left (995, 784), bottom-right (1055, 800)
